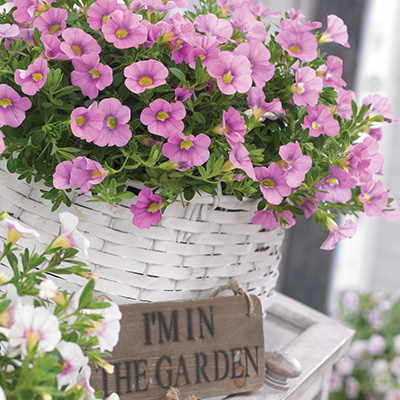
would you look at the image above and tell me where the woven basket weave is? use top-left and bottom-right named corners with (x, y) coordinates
top-left (0, 162), bottom-right (284, 308)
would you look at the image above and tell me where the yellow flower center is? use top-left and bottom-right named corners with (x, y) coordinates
top-left (49, 24), bottom-right (61, 34)
top-left (180, 139), bottom-right (194, 150)
top-left (89, 68), bottom-right (100, 79)
top-left (32, 72), bottom-right (43, 82)
top-left (276, 160), bottom-right (287, 171)
top-left (296, 82), bottom-right (304, 95)
top-left (326, 177), bottom-right (339, 186)
top-left (76, 116), bottom-right (86, 126)
top-left (364, 193), bottom-right (372, 204)
top-left (102, 14), bottom-right (111, 25)
top-left (289, 44), bottom-right (301, 53)
top-left (224, 124), bottom-right (230, 134)
top-left (311, 121), bottom-right (320, 130)
top-left (91, 169), bottom-right (102, 179)
top-left (156, 111), bottom-right (169, 121)
top-left (139, 76), bottom-right (154, 86)
top-left (107, 116), bottom-right (117, 129)
top-left (261, 178), bottom-right (276, 188)
top-left (52, 234), bottom-right (71, 250)
top-left (199, 54), bottom-right (206, 61)
top-left (0, 97), bottom-right (12, 108)
top-left (222, 71), bottom-right (233, 84)
top-left (7, 229), bottom-right (22, 246)
top-left (72, 44), bottom-right (82, 56)
top-left (0, 310), bottom-right (10, 327)
top-left (147, 202), bottom-right (159, 213)
top-left (116, 28), bottom-right (128, 39)
top-left (26, 330), bottom-right (41, 353)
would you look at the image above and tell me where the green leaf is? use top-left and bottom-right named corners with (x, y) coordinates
top-left (169, 67), bottom-right (187, 84)
top-left (78, 279), bottom-right (95, 309)
top-left (184, 187), bottom-right (195, 201)
top-left (193, 112), bottom-right (206, 125)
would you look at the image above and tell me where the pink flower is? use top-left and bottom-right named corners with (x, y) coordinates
top-left (162, 131), bottom-right (211, 170)
top-left (87, 0), bottom-right (127, 30)
top-left (255, 163), bottom-right (292, 205)
top-left (246, 87), bottom-right (284, 121)
top-left (334, 88), bottom-right (356, 120)
top-left (303, 104), bottom-right (340, 137)
top-left (33, 7), bottom-right (68, 36)
top-left (278, 141), bottom-right (312, 188)
top-left (320, 218), bottom-right (356, 250)
top-left (252, 207), bottom-right (296, 230)
top-left (345, 377), bottom-right (359, 399)
top-left (124, 60), bottom-right (169, 94)
top-left (275, 29), bottom-right (318, 62)
top-left (187, 34), bottom-right (220, 69)
top-left (41, 34), bottom-right (69, 60)
top-left (298, 197), bottom-right (317, 219)
top-left (194, 14), bottom-right (233, 43)
top-left (94, 98), bottom-right (132, 147)
top-left (292, 67), bottom-right (323, 107)
top-left (174, 87), bottom-right (195, 103)
top-left (12, 0), bottom-right (53, 24)
top-left (232, 4), bottom-right (267, 41)
top-left (367, 334), bottom-right (386, 356)
top-left (228, 142), bottom-right (256, 180)
top-left (219, 107), bottom-right (246, 144)
top-left (140, 99), bottom-right (185, 138)
top-left (319, 15), bottom-right (350, 48)
top-left (0, 24), bottom-right (20, 39)
top-left (317, 55), bottom-right (346, 90)
top-left (71, 53), bottom-right (113, 99)
top-left (130, 187), bottom-right (162, 229)
top-left (363, 93), bottom-right (397, 122)
top-left (60, 28), bottom-right (101, 59)
top-left (53, 160), bottom-right (74, 190)
top-left (383, 199), bottom-right (400, 222)
top-left (0, 84), bottom-right (32, 128)
top-left (70, 156), bottom-right (107, 194)
top-left (315, 166), bottom-right (357, 203)
top-left (0, 130), bottom-right (5, 154)
top-left (70, 102), bottom-right (104, 143)
top-left (234, 40), bottom-right (274, 88)
top-left (368, 127), bottom-right (383, 141)
top-left (207, 51), bottom-right (252, 95)
top-left (14, 58), bottom-right (50, 96)
top-left (359, 179), bottom-right (389, 218)
top-left (102, 10), bottom-right (147, 49)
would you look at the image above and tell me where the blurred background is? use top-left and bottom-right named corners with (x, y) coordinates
top-left (269, 0), bottom-right (400, 314)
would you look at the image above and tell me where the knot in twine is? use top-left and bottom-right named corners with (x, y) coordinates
top-left (165, 387), bottom-right (197, 400)
top-left (211, 278), bottom-right (255, 317)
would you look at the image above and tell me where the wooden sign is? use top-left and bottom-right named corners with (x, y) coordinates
top-left (91, 295), bottom-right (265, 400)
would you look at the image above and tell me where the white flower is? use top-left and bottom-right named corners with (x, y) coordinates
top-left (345, 377), bottom-right (360, 399)
top-left (335, 356), bottom-right (354, 376)
top-left (73, 365), bottom-right (95, 400)
top-left (87, 303), bottom-right (122, 352)
top-left (8, 305), bottom-right (61, 356)
top-left (367, 334), bottom-right (386, 356)
top-left (57, 341), bottom-right (88, 388)
top-left (39, 279), bottom-right (60, 300)
top-left (342, 291), bottom-right (359, 311)
top-left (51, 212), bottom-right (90, 257)
top-left (106, 394), bottom-right (120, 400)
top-left (348, 340), bottom-right (367, 360)
top-left (0, 214), bottom-right (39, 245)
top-left (0, 386), bottom-right (5, 400)
top-left (372, 359), bottom-right (389, 377)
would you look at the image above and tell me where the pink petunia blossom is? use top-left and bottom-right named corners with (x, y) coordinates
top-left (255, 163), bottom-right (292, 205)
top-left (53, 160), bottom-right (74, 190)
top-left (0, 84), bottom-right (32, 128)
top-left (0, 24), bottom-right (20, 39)
top-left (143, 20), bottom-right (176, 48)
top-left (368, 126), bottom-right (383, 141)
top-left (359, 179), bottom-right (389, 218)
top-left (278, 141), bottom-right (312, 188)
top-left (249, 2), bottom-right (281, 19)
top-left (292, 67), bottom-right (323, 107)
top-left (246, 87), bottom-right (284, 121)
top-left (70, 102), bottom-right (104, 143)
top-left (279, 18), bottom-right (322, 33)
top-left (320, 218), bottom-right (357, 250)
top-left (130, 187), bottom-right (163, 229)
top-left (70, 156), bottom-right (107, 194)
top-left (174, 87), bottom-right (195, 103)
top-left (12, 0), bottom-right (54, 24)
top-left (333, 88), bottom-right (356, 120)
top-left (275, 29), bottom-right (318, 62)
top-left (228, 142), bottom-right (256, 180)
top-left (187, 34), bottom-right (221, 69)
top-left (0, 130), bottom-right (5, 154)
top-left (41, 34), bottom-right (69, 60)
top-left (194, 14), bottom-right (233, 43)
top-left (297, 197), bottom-right (318, 219)
top-left (317, 55), bottom-right (346, 90)
top-left (363, 93), bottom-right (397, 122)
top-left (140, 99), bottom-right (185, 138)
top-left (383, 199), bottom-right (400, 222)
top-left (315, 166), bottom-right (357, 203)
top-left (162, 131), bottom-right (211, 170)
top-left (71, 53), bottom-right (113, 99)
top-left (303, 104), bottom-right (340, 137)
top-left (87, 0), bottom-right (127, 31)
top-left (102, 10), bottom-right (147, 49)
top-left (319, 14), bottom-right (350, 48)
top-left (14, 58), bottom-right (50, 96)
top-left (216, 107), bottom-right (246, 144)
top-left (252, 206), bottom-right (296, 230)
top-left (94, 98), bottom-right (132, 147)
top-left (232, 4), bottom-right (267, 41)
top-left (124, 60), bottom-right (169, 94)
top-left (207, 51), bottom-right (252, 95)
top-left (33, 7), bottom-right (68, 36)
top-left (60, 28), bottom-right (101, 59)
top-left (234, 40), bottom-right (274, 89)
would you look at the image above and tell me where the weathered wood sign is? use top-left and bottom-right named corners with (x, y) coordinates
top-left (91, 295), bottom-right (265, 400)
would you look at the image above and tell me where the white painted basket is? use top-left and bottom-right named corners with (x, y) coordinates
top-left (0, 162), bottom-right (284, 308)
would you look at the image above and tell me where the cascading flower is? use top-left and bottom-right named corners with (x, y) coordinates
top-left (57, 341), bottom-right (88, 388)
top-left (87, 0), bottom-right (127, 30)
top-left (303, 104), bottom-right (340, 137)
top-left (291, 67), bottom-right (323, 107)
top-left (70, 156), bottom-right (107, 194)
top-left (71, 53), bottom-right (113, 99)
top-left (228, 142), bottom-right (256, 180)
top-left (194, 14), bottom-right (233, 43)
top-left (70, 102), bottom-right (104, 142)
top-left (14, 58), bottom-right (50, 96)
top-left (12, 0), bottom-right (54, 24)
top-left (363, 94), bottom-right (397, 122)
top-left (317, 55), bottom-right (346, 90)
top-left (94, 98), bottom-right (132, 147)
top-left (0, 214), bottom-right (40, 246)
top-left (140, 99), bottom-right (186, 138)
top-left (359, 179), bottom-right (389, 218)
top-left (252, 206), bottom-right (296, 230)
top-left (130, 187), bottom-right (163, 229)
top-left (0, 84), bottom-right (31, 128)
top-left (41, 34), bottom-right (69, 60)
top-left (60, 28), bottom-right (101, 59)
top-left (33, 7), bottom-right (68, 36)
top-left (187, 34), bottom-right (221, 69)
top-left (320, 218), bottom-right (356, 250)
top-left (319, 14), bottom-right (350, 48)
top-left (215, 107), bottom-right (246, 144)
top-left (246, 87), bottom-right (284, 121)
top-left (102, 10), bottom-right (147, 49)
top-left (124, 60), bottom-right (169, 94)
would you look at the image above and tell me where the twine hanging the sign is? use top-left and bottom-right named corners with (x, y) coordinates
top-left (211, 278), bottom-right (255, 317)
top-left (165, 387), bottom-right (197, 400)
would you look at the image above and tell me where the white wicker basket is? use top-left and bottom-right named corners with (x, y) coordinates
top-left (0, 162), bottom-right (284, 309)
